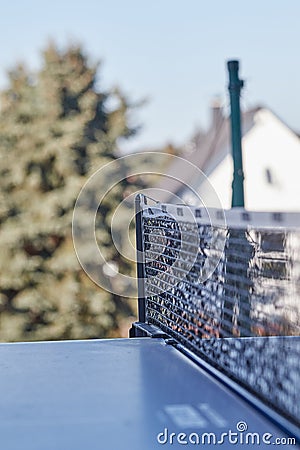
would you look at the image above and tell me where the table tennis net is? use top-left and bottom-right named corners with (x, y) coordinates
top-left (135, 194), bottom-right (300, 426)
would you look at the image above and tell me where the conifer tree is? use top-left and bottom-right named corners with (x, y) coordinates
top-left (0, 43), bottom-right (142, 341)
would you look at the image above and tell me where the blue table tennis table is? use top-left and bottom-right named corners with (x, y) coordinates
top-left (0, 336), bottom-right (298, 449)
top-left (2, 195), bottom-right (300, 449)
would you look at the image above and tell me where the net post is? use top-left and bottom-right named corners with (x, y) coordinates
top-left (135, 194), bottom-right (146, 324)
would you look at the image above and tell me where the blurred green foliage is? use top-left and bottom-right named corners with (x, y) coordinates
top-left (0, 42), bottom-right (160, 341)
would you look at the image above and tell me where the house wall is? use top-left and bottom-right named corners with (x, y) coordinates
top-left (198, 108), bottom-right (300, 211)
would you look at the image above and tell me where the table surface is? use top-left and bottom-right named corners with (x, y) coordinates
top-left (0, 337), bottom-right (298, 449)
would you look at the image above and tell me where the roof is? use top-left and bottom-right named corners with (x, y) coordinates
top-left (150, 106), bottom-right (262, 203)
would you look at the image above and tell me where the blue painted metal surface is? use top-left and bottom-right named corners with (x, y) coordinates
top-left (0, 338), bottom-right (297, 449)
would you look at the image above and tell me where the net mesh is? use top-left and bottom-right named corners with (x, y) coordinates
top-left (137, 195), bottom-right (300, 426)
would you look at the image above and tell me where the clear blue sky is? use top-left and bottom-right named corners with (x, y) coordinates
top-left (1, 0), bottom-right (299, 151)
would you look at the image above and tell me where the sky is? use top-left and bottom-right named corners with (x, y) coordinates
top-left (1, 0), bottom-right (300, 151)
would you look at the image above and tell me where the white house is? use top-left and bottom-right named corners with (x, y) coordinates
top-left (154, 104), bottom-right (300, 211)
